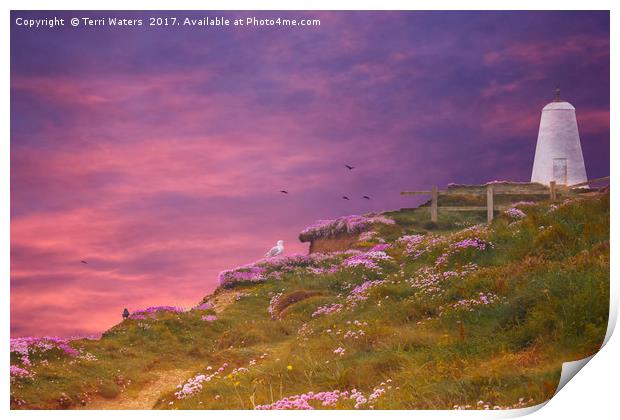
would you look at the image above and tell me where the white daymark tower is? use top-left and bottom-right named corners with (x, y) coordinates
top-left (531, 89), bottom-right (588, 186)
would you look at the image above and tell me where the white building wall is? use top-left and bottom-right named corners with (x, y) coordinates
top-left (531, 101), bottom-right (588, 186)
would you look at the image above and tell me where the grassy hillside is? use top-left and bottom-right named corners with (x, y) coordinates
top-left (10, 192), bottom-right (609, 410)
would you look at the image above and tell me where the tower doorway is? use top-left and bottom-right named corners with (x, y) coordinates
top-left (553, 158), bottom-right (568, 185)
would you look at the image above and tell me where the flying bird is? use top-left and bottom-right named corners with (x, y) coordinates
top-left (345, 165), bottom-right (355, 170)
top-left (80, 260), bottom-right (88, 264)
top-left (280, 190), bottom-right (289, 194)
top-left (265, 240), bottom-right (284, 258)
top-left (363, 196), bottom-right (371, 200)
top-left (342, 196), bottom-right (350, 200)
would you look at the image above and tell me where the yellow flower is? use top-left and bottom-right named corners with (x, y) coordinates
top-left (227, 374), bottom-right (233, 379)
top-left (234, 381), bottom-right (240, 387)
top-left (286, 365), bottom-right (293, 371)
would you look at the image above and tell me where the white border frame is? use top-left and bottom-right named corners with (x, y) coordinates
top-left (2, 2), bottom-right (616, 419)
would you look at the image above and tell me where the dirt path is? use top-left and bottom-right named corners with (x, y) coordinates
top-left (80, 291), bottom-right (244, 410)
top-left (83, 369), bottom-right (193, 410)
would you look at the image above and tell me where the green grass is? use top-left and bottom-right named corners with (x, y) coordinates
top-left (10, 193), bottom-right (609, 410)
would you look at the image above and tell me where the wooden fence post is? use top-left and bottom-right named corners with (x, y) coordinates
top-left (549, 181), bottom-right (557, 200)
top-left (431, 186), bottom-right (438, 222)
top-left (486, 185), bottom-right (494, 223)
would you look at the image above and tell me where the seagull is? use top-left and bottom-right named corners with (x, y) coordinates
top-left (342, 196), bottom-right (350, 200)
top-left (265, 240), bottom-right (284, 258)
top-left (280, 190), bottom-right (289, 194)
top-left (80, 260), bottom-right (88, 264)
top-left (345, 165), bottom-right (355, 170)
top-left (363, 196), bottom-right (371, 200)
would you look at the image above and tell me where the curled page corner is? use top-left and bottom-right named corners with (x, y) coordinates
top-left (498, 353), bottom-right (599, 418)
top-left (555, 355), bottom-right (595, 395)
top-left (511, 293), bottom-right (617, 416)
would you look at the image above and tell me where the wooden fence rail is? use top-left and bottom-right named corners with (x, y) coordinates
top-left (401, 176), bottom-right (608, 224)
top-left (566, 176), bottom-right (610, 189)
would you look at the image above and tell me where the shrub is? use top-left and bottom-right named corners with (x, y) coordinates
top-left (97, 381), bottom-right (120, 399)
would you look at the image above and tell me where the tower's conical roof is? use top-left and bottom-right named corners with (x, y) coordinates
top-left (543, 101), bottom-right (575, 111)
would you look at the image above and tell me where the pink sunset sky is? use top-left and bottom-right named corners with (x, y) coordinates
top-left (11, 11), bottom-right (609, 337)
